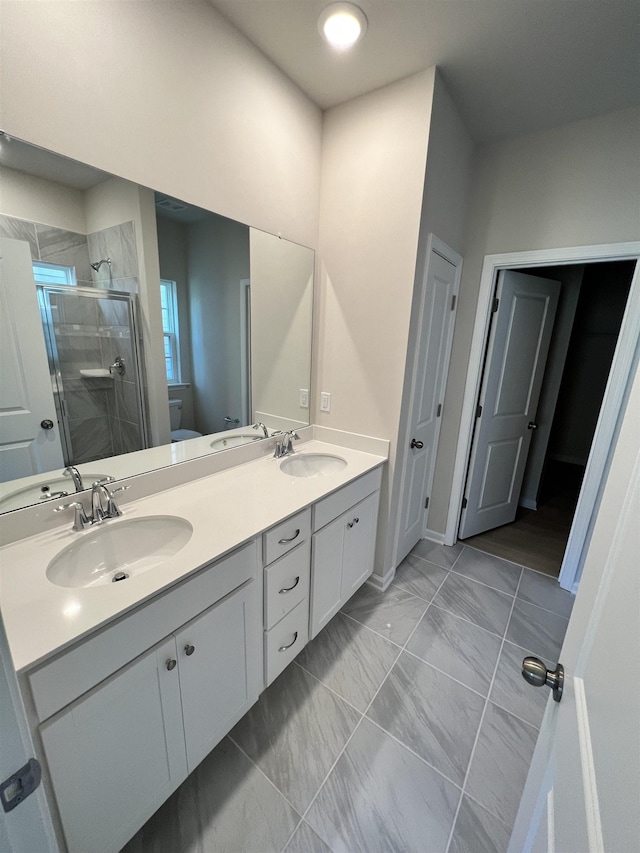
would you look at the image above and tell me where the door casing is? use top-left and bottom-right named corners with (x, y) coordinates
top-left (446, 242), bottom-right (640, 592)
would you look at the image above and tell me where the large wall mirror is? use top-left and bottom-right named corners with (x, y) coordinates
top-left (0, 134), bottom-right (314, 513)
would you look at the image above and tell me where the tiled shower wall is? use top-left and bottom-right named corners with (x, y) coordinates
top-left (0, 214), bottom-right (147, 463)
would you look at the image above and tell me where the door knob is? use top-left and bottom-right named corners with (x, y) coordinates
top-left (527, 422), bottom-right (538, 430)
top-left (410, 438), bottom-right (424, 449)
top-left (522, 656), bottom-right (564, 702)
top-left (40, 419), bottom-right (55, 430)
top-left (184, 644), bottom-right (195, 656)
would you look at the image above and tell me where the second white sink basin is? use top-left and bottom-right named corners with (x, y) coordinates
top-left (280, 453), bottom-right (347, 478)
top-left (46, 515), bottom-right (193, 588)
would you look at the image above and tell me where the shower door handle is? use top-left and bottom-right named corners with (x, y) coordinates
top-left (40, 419), bottom-right (55, 430)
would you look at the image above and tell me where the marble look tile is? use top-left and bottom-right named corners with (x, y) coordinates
top-left (367, 652), bottom-right (484, 785)
top-left (490, 641), bottom-right (549, 729)
top-left (448, 795), bottom-right (512, 853)
top-left (36, 224), bottom-right (92, 281)
top-left (517, 569), bottom-right (575, 618)
top-left (98, 296), bottom-right (129, 327)
top-left (69, 417), bottom-right (114, 463)
top-left (229, 663), bottom-right (360, 814)
top-left (506, 599), bottom-right (569, 662)
top-left (295, 613), bottom-right (398, 712)
top-left (195, 738), bottom-right (301, 853)
top-left (87, 230), bottom-right (111, 282)
top-left (465, 702), bottom-right (538, 828)
top-left (119, 221), bottom-right (139, 277)
top-left (64, 387), bottom-right (110, 421)
top-left (0, 215), bottom-right (39, 257)
top-left (453, 547), bottom-right (522, 595)
top-left (284, 821), bottom-right (332, 853)
top-left (118, 418), bottom-right (142, 454)
top-left (122, 737), bottom-right (300, 853)
top-left (115, 379), bottom-right (140, 424)
top-left (432, 572), bottom-right (514, 636)
top-left (391, 553), bottom-right (449, 602)
top-left (306, 717), bottom-right (459, 853)
top-left (406, 605), bottom-right (502, 695)
top-left (411, 539), bottom-right (463, 569)
top-left (340, 584), bottom-right (429, 646)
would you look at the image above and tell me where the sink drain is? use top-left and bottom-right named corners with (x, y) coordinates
top-left (112, 571), bottom-right (129, 582)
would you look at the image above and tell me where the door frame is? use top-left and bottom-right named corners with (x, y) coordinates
top-left (445, 241), bottom-right (640, 591)
top-left (390, 233), bottom-right (462, 570)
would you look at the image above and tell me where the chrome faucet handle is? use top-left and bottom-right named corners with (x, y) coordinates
top-left (283, 430), bottom-right (299, 453)
top-left (92, 479), bottom-right (128, 520)
top-left (55, 501), bottom-right (93, 531)
top-left (252, 422), bottom-right (269, 437)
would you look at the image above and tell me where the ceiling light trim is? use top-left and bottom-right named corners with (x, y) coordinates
top-left (318, 2), bottom-right (368, 50)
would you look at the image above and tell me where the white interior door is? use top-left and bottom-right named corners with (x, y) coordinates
top-left (459, 270), bottom-right (560, 539)
top-left (0, 237), bottom-right (64, 482)
top-left (509, 360), bottom-right (640, 853)
top-left (395, 240), bottom-right (460, 564)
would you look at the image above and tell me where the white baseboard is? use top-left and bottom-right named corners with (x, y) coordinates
top-left (422, 528), bottom-right (447, 545)
top-left (367, 567), bottom-right (396, 592)
top-left (519, 497), bottom-right (538, 510)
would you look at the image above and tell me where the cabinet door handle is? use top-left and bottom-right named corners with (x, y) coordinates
top-left (354, 517), bottom-right (359, 524)
top-left (347, 521), bottom-right (354, 528)
top-left (278, 529), bottom-right (300, 544)
top-left (279, 576), bottom-right (300, 594)
top-left (166, 659), bottom-right (177, 671)
top-left (278, 632), bottom-right (298, 652)
top-left (184, 644), bottom-right (195, 656)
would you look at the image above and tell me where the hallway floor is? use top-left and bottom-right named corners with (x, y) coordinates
top-left (123, 542), bottom-right (574, 853)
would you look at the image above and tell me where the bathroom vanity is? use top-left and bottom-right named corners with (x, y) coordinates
top-left (0, 432), bottom-right (386, 853)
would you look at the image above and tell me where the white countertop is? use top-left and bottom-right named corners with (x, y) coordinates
top-left (0, 439), bottom-right (386, 673)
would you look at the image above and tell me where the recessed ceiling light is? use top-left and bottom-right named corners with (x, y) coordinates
top-left (318, 2), bottom-right (368, 50)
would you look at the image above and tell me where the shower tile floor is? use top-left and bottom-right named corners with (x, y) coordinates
top-left (122, 542), bottom-right (574, 853)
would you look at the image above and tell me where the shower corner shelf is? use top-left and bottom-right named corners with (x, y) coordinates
top-left (79, 369), bottom-right (114, 379)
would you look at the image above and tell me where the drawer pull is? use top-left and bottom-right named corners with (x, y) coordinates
top-left (166, 659), bottom-right (177, 671)
top-left (348, 516), bottom-right (361, 529)
top-left (184, 644), bottom-right (195, 656)
top-left (279, 576), bottom-right (301, 594)
top-left (278, 528), bottom-right (301, 545)
top-left (278, 632), bottom-right (298, 652)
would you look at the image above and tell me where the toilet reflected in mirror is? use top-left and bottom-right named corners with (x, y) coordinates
top-left (168, 399), bottom-right (202, 442)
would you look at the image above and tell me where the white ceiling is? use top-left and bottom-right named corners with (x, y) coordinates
top-left (208, 0), bottom-right (640, 143)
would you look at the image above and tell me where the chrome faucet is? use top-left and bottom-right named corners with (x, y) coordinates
top-left (55, 478), bottom-right (130, 530)
top-left (273, 430), bottom-right (299, 458)
top-left (252, 422), bottom-right (269, 437)
top-left (62, 466), bottom-right (84, 492)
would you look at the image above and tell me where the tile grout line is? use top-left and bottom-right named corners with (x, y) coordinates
top-left (443, 565), bottom-right (525, 853)
top-left (426, 600), bottom-right (507, 640)
top-left (290, 566), bottom-right (453, 851)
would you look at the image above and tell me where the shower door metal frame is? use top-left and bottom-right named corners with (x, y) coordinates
top-left (37, 284), bottom-right (149, 465)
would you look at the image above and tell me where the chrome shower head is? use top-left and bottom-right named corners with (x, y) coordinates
top-left (90, 258), bottom-right (112, 272)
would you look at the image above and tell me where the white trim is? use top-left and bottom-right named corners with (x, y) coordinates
top-left (366, 566), bottom-right (395, 592)
top-left (422, 528), bottom-right (447, 545)
top-left (391, 233), bottom-right (462, 568)
top-left (446, 242), bottom-right (640, 594)
top-left (547, 786), bottom-right (555, 853)
top-left (519, 497), bottom-right (537, 511)
top-left (574, 677), bottom-right (604, 853)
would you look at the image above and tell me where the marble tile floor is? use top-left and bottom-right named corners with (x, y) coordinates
top-left (122, 542), bottom-right (574, 853)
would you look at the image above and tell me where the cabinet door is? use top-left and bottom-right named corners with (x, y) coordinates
top-left (310, 512), bottom-right (346, 639)
top-left (176, 579), bottom-right (262, 772)
top-left (341, 491), bottom-right (380, 600)
top-left (40, 637), bottom-right (187, 853)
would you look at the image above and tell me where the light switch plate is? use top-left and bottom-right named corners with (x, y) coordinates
top-left (299, 388), bottom-right (309, 408)
top-left (320, 391), bottom-right (331, 413)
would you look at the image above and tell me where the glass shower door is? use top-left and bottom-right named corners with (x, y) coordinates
top-left (38, 285), bottom-right (148, 466)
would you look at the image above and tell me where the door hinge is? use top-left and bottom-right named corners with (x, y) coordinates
top-left (451, 294), bottom-right (456, 311)
top-left (476, 403), bottom-right (482, 419)
top-left (492, 297), bottom-right (499, 313)
top-left (462, 497), bottom-right (468, 509)
top-left (424, 496), bottom-right (429, 509)
top-left (436, 403), bottom-right (442, 418)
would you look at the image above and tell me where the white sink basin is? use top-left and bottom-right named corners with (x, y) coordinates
top-left (210, 433), bottom-right (262, 450)
top-left (280, 453), bottom-right (347, 478)
top-left (46, 515), bottom-right (193, 588)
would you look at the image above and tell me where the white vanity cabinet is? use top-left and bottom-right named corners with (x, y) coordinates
top-left (310, 468), bottom-right (382, 639)
top-left (32, 543), bottom-right (262, 853)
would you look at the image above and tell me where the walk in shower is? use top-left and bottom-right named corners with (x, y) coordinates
top-left (37, 285), bottom-right (148, 466)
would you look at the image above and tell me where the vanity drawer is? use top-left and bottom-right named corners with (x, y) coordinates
top-left (313, 467), bottom-right (382, 531)
top-left (264, 599), bottom-right (309, 686)
top-left (264, 540), bottom-right (310, 630)
top-left (263, 508), bottom-right (311, 565)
